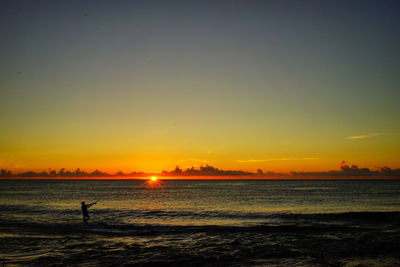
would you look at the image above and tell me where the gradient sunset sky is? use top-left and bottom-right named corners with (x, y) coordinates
top-left (1, 0), bottom-right (399, 173)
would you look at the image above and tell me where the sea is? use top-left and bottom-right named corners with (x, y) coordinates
top-left (1, 179), bottom-right (400, 266)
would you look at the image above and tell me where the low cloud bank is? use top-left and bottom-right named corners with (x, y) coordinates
top-left (291, 161), bottom-right (400, 177)
top-left (1, 162), bottom-right (399, 178)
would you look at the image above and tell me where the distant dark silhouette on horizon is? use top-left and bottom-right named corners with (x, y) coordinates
top-left (1, 162), bottom-right (399, 178)
top-left (161, 164), bottom-right (253, 176)
top-left (291, 161), bottom-right (400, 177)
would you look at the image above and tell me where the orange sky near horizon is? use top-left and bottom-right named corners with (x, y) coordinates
top-left (1, 156), bottom-right (399, 174)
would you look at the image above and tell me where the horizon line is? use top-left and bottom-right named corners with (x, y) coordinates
top-left (1, 162), bottom-right (399, 178)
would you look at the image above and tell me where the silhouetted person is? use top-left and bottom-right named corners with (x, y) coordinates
top-left (81, 201), bottom-right (96, 224)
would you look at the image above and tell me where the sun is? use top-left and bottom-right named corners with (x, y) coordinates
top-left (145, 176), bottom-right (163, 189)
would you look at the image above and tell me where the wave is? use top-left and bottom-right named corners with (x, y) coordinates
top-left (1, 204), bottom-right (400, 223)
top-left (1, 212), bottom-right (400, 266)
top-left (1, 211), bottom-right (399, 237)
top-left (0, 205), bottom-right (400, 224)
top-left (0, 220), bottom-right (370, 237)
top-left (280, 211), bottom-right (400, 222)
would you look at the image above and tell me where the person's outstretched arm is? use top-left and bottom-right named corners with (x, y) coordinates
top-left (88, 202), bottom-right (97, 207)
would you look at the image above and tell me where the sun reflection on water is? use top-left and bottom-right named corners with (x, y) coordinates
top-left (144, 176), bottom-right (164, 189)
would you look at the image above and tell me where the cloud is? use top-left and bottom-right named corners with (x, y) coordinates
top-left (347, 133), bottom-right (383, 140)
top-left (237, 157), bottom-right (318, 163)
top-left (178, 158), bottom-right (213, 163)
top-left (292, 161), bottom-right (400, 177)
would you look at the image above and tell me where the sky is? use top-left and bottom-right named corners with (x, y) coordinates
top-left (1, 0), bottom-right (399, 173)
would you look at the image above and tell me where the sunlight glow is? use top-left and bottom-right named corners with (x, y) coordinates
top-left (144, 176), bottom-right (163, 189)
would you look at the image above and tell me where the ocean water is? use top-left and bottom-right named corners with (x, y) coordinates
top-left (1, 179), bottom-right (400, 266)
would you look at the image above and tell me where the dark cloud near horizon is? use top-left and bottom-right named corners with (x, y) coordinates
top-left (292, 161), bottom-right (400, 177)
top-left (1, 162), bottom-right (399, 178)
